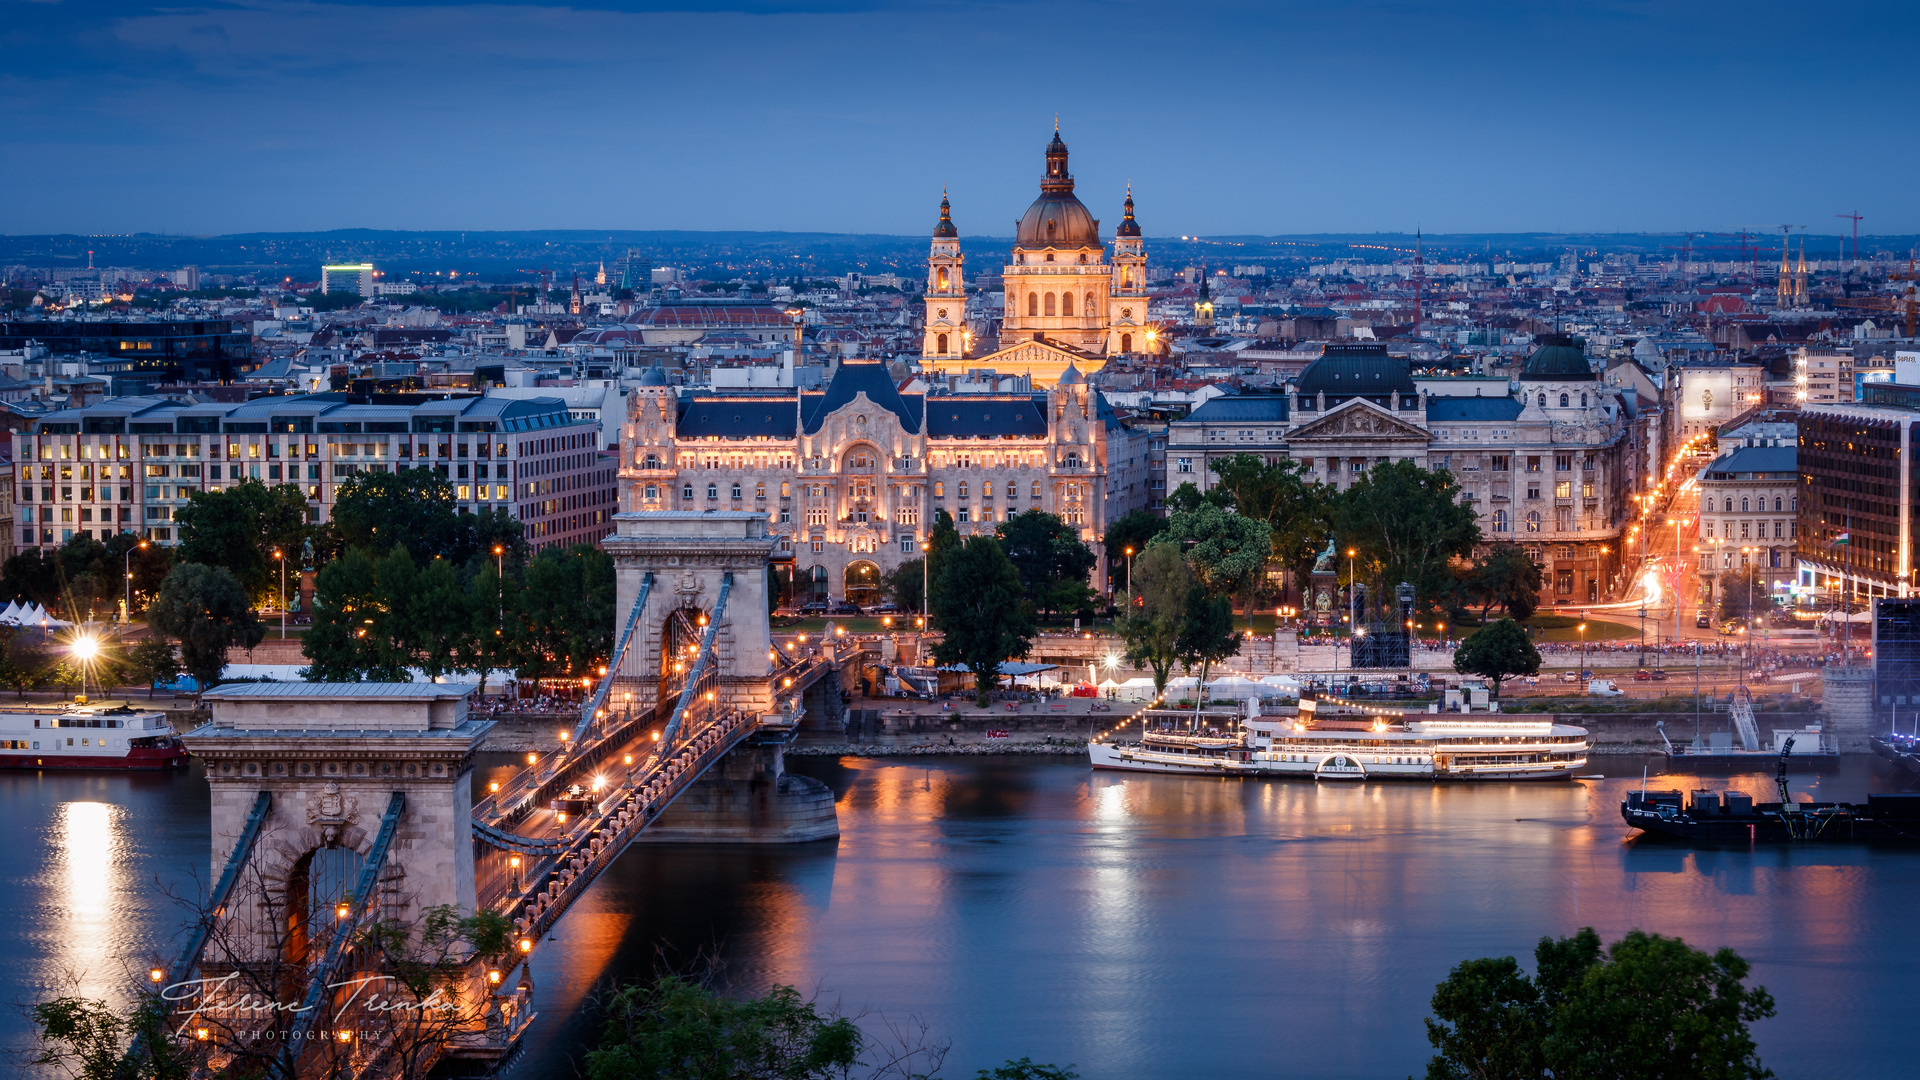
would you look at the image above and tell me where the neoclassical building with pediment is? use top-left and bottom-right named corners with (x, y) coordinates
top-left (620, 360), bottom-right (1150, 605)
top-left (1166, 340), bottom-right (1636, 606)
top-left (920, 129), bottom-right (1152, 387)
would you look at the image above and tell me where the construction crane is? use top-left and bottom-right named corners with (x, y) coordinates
top-left (1832, 255), bottom-right (1919, 337)
top-left (1836, 212), bottom-right (1864, 262)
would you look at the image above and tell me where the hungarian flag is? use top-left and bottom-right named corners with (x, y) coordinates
top-left (1834, 532), bottom-right (1850, 545)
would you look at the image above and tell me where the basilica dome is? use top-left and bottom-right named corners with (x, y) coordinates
top-left (1014, 131), bottom-right (1101, 250)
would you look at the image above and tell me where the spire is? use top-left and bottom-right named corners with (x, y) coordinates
top-left (1116, 183), bottom-right (1141, 238)
top-left (934, 187), bottom-right (957, 238)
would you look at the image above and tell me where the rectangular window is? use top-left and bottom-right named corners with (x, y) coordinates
top-left (958, 508), bottom-right (971, 523)
top-left (1555, 455), bottom-right (1572, 471)
top-left (811, 540), bottom-right (823, 553)
top-left (1740, 521), bottom-right (1750, 539)
top-left (1774, 520), bottom-right (1783, 539)
top-left (1554, 481), bottom-right (1572, 498)
top-left (1177, 458), bottom-right (1192, 474)
top-left (1526, 456), bottom-right (1541, 473)
top-left (1581, 482), bottom-right (1594, 498)
top-left (1490, 456), bottom-right (1509, 471)
top-left (901, 537), bottom-right (916, 553)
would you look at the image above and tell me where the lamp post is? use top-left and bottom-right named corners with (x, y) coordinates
top-left (1124, 546), bottom-right (1135, 612)
top-left (123, 539), bottom-right (147, 625)
top-left (1578, 622), bottom-right (1588, 685)
top-left (493, 544), bottom-right (505, 631)
top-left (273, 548), bottom-right (285, 639)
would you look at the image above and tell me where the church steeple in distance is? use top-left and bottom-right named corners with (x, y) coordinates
top-left (934, 188), bottom-right (957, 238)
top-left (1117, 183), bottom-right (1140, 237)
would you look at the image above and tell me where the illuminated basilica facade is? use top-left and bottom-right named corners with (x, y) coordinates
top-left (921, 130), bottom-right (1151, 387)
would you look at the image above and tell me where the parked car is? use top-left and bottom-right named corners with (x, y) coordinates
top-left (828, 601), bottom-right (860, 615)
top-left (799, 600), bottom-right (828, 615)
top-left (866, 602), bottom-right (900, 615)
top-left (1586, 680), bottom-right (1626, 697)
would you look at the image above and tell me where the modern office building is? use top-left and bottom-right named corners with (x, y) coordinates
top-left (1873, 597), bottom-right (1920, 725)
top-left (1796, 400), bottom-right (1916, 605)
top-left (321, 264), bottom-right (376, 297)
top-left (0, 318), bottom-right (253, 382)
top-left (18, 393), bottom-right (615, 552)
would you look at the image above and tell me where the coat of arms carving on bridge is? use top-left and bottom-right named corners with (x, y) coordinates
top-left (308, 781), bottom-right (359, 845)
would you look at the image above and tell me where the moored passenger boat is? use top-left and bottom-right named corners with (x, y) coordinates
top-left (1090, 699), bottom-right (1588, 781)
top-left (0, 701), bottom-right (188, 770)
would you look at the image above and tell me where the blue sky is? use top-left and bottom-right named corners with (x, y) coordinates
top-left (3, 0), bottom-right (1915, 237)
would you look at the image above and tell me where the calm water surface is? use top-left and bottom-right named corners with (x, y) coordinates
top-left (1, 754), bottom-right (1913, 1078)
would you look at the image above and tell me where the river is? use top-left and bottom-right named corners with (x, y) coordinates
top-left (2, 754), bottom-right (1913, 1078)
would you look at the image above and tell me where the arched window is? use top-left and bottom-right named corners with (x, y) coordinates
top-left (958, 482), bottom-right (970, 499)
top-left (1030, 481), bottom-right (1041, 499)
top-left (1061, 292), bottom-right (1074, 316)
top-left (1791, 495), bottom-right (1798, 510)
top-left (1044, 292), bottom-right (1057, 317)
top-left (1494, 509), bottom-right (1509, 532)
top-left (1006, 476), bottom-right (1018, 498)
top-left (1559, 393), bottom-right (1570, 407)
top-left (1120, 333), bottom-right (1132, 353)
top-left (937, 267), bottom-right (948, 289)
top-left (1537, 393), bottom-right (1547, 407)
top-left (1027, 293), bottom-right (1038, 317)
top-left (682, 484), bottom-right (693, 500)
top-left (983, 481), bottom-right (994, 498)
top-left (1580, 393), bottom-right (1588, 407)
top-left (1724, 497), bottom-right (1733, 512)
top-left (1525, 510), bottom-right (1542, 532)
top-left (1774, 497), bottom-right (1783, 511)
top-left (755, 482), bottom-right (765, 500)
top-left (706, 483), bottom-right (718, 500)
top-left (936, 333), bottom-right (948, 354)
top-left (730, 483), bottom-right (742, 500)
top-left (1064, 452), bottom-right (1081, 468)
top-left (1741, 497), bottom-right (1749, 512)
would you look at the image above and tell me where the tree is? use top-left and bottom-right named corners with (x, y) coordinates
top-left (328, 467), bottom-right (517, 565)
top-left (925, 508), bottom-right (960, 588)
top-left (1157, 495), bottom-right (1273, 600)
top-left (879, 558), bottom-right (925, 613)
top-left (0, 626), bottom-right (51, 698)
top-left (1472, 544), bottom-right (1542, 622)
top-left (174, 479), bottom-right (311, 603)
top-left (1174, 584), bottom-right (1240, 708)
top-left (1334, 459), bottom-right (1480, 620)
top-left (146, 564), bottom-right (263, 696)
top-left (1120, 545), bottom-right (1190, 695)
top-left (929, 536), bottom-right (1036, 706)
top-left (515, 545), bottom-right (616, 683)
top-left (304, 548), bottom-right (404, 681)
top-left (1204, 454), bottom-right (1332, 591)
top-left (460, 561), bottom-right (516, 695)
top-left (584, 976), bottom-right (862, 1080)
top-left (1102, 509), bottom-right (1167, 592)
top-left (1717, 565), bottom-right (1771, 626)
top-left (1451, 617), bottom-right (1540, 698)
top-left (126, 633), bottom-right (179, 698)
top-left (1424, 927), bottom-right (1775, 1080)
top-left (996, 510), bottom-right (1098, 619)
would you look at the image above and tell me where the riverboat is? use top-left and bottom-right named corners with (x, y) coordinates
top-left (1624, 734), bottom-right (1920, 845)
top-left (0, 701), bottom-right (188, 770)
top-left (1089, 700), bottom-right (1589, 781)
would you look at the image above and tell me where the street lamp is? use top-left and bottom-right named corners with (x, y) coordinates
top-left (1124, 546), bottom-right (1135, 612)
top-left (1577, 622), bottom-right (1587, 684)
top-left (123, 539), bottom-right (147, 625)
top-left (493, 545), bottom-right (505, 631)
top-left (273, 548), bottom-right (285, 640)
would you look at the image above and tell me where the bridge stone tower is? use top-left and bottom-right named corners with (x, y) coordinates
top-left (602, 511), bottom-right (780, 718)
top-left (186, 683), bottom-right (491, 956)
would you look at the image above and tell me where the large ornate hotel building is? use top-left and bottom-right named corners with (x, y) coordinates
top-left (618, 130), bottom-right (1153, 604)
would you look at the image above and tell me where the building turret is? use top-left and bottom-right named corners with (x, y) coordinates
top-left (922, 189), bottom-right (966, 360)
top-left (1108, 184), bottom-right (1149, 355)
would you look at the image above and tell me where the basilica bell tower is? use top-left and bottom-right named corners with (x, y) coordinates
top-left (922, 191), bottom-right (966, 360)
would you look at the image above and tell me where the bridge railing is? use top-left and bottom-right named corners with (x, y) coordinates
top-left (477, 708), bottom-right (761, 931)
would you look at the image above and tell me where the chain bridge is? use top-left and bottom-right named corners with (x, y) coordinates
top-left (169, 512), bottom-right (843, 1078)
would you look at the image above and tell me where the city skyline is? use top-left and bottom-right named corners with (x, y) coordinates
top-left (4, 1), bottom-right (1918, 236)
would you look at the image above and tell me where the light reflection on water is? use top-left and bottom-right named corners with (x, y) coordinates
top-left (519, 754), bottom-right (1920, 1080)
top-left (0, 754), bottom-right (1910, 1079)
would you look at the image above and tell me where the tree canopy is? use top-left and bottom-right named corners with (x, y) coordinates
top-left (1119, 544), bottom-right (1190, 695)
top-left (147, 563), bottom-right (263, 694)
top-left (995, 510), bottom-right (1098, 619)
top-left (327, 467), bottom-right (524, 566)
top-left (1156, 491), bottom-right (1272, 599)
top-left (929, 535), bottom-right (1035, 705)
top-left (1451, 617), bottom-right (1540, 696)
top-left (1335, 458), bottom-right (1480, 620)
top-left (1423, 927), bottom-right (1775, 1080)
top-left (174, 479), bottom-right (311, 602)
